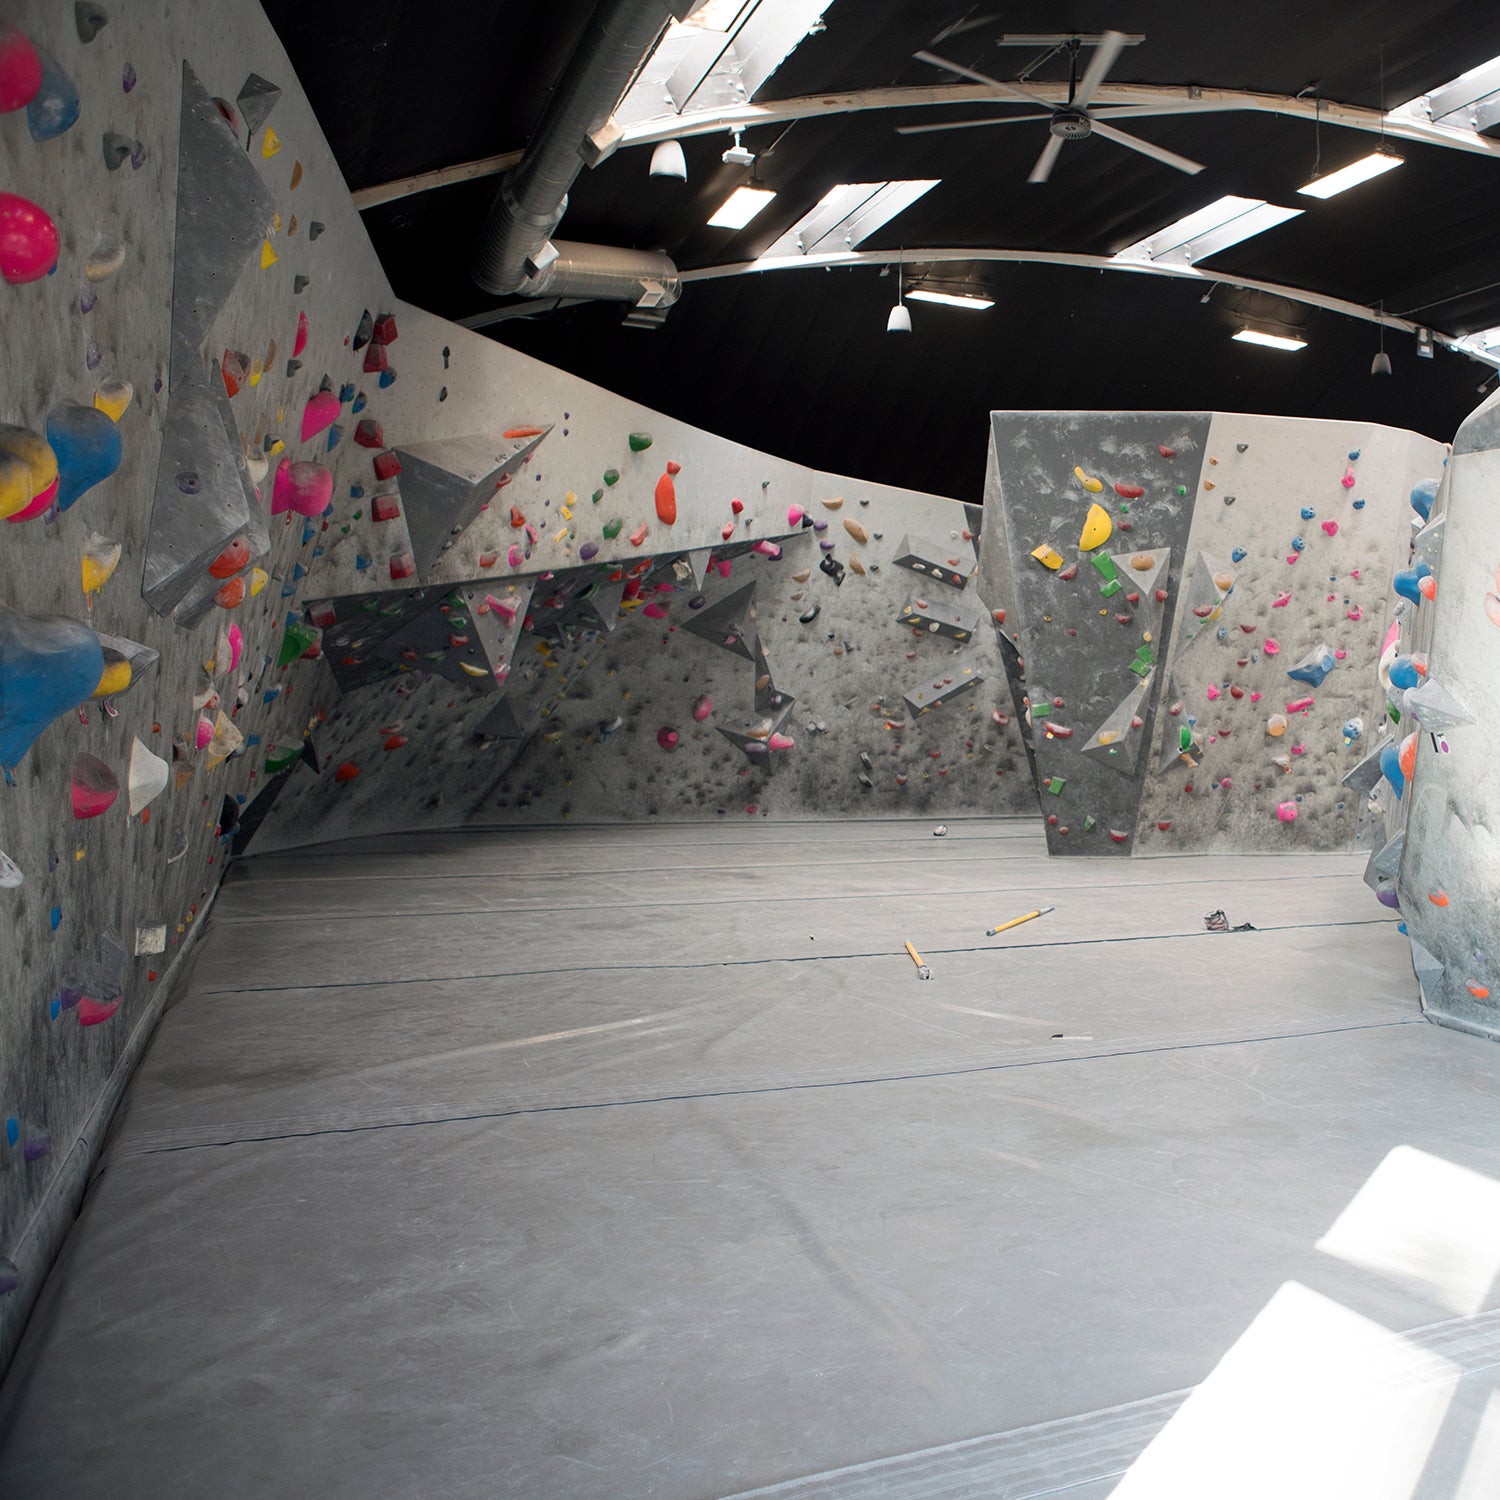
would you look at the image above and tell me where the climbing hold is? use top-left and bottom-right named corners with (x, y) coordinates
top-left (629, 522), bottom-right (649, 547)
top-left (73, 6), bottom-right (110, 45)
top-left (102, 131), bottom-right (136, 170)
top-left (1379, 741), bottom-right (1405, 800)
top-left (270, 458), bottom-right (333, 517)
top-left (26, 46), bottom-right (80, 141)
top-left (1321, 520), bottom-right (1339, 537)
top-left (0, 607), bottom-right (103, 766)
top-left (1410, 478), bottom-right (1439, 521)
top-left (1398, 732), bottom-right (1419, 782)
top-left (1393, 562), bottom-right (1432, 604)
top-left (1301, 506), bottom-right (1316, 520)
top-left (692, 694), bottom-right (712, 722)
top-left (844, 519), bottom-right (870, 545)
top-left (603, 468), bottom-right (620, 487)
top-left (655, 470), bottom-right (677, 525)
top-left (1276, 802), bottom-right (1298, 822)
top-left (1266, 714), bottom-right (1287, 737)
top-left (93, 379), bottom-right (132, 422)
top-left (83, 235), bottom-right (126, 283)
top-left (1058, 562), bottom-right (1078, 581)
top-left (1031, 544), bottom-right (1063, 570)
top-left (1286, 643), bottom-right (1336, 688)
top-left (1073, 466), bottom-right (1103, 493)
top-left (261, 125), bottom-right (282, 159)
top-left (334, 761), bottom-right (360, 783)
top-left (293, 310), bottom-right (309, 357)
top-left (1429, 889), bottom-right (1449, 907)
top-left (126, 737), bottom-right (167, 816)
top-left (656, 727), bottom-right (680, 751)
top-left (1114, 481), bottom-right (1144, 499)
top-left (1418, 575), bottom-right (1437, 601)
top-left (299, 390), bottom-right (340, 442)
top-left (787, 504), bottom-right (804, 527)
top-left (0, 192), bottom-right (59, 283)
top-left (1079, 503), bottom-right (1112, 551)
top-left (80, 532), bottom-right (121, 596)
top-left (71, 752), bottom-right (118, 818)
top-left (0, 24), bottom-right (42, 112)
top-left (628, 432), bottom-right (653, 452)
top-left (1341, 468), bottom-right (1356, 489)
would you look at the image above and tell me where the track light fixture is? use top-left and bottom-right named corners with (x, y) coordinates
top-left (887, 258), bottom-right (911, 333)
top-left (1372, 306), bottom-right (1392, 375)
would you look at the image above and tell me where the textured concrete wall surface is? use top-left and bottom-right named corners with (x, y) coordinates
top-left (981, 410), bottom-right (1447, 854)
top-left (1384, 389), bottom-right (1500, 1033)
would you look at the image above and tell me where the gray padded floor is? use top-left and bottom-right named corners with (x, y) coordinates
top-left (5, 819), bottom-right (1500, 1498)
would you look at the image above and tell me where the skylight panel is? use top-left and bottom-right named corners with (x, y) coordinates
top-left (756, 180), bottom-right (938, 259)
top-left (1113, 195), bottom-right (1303, 266)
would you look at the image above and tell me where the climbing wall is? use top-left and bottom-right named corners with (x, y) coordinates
top-left (981, 411), bottom-right (1446, 854)
top-left (0, 0), bottom-right (1038, 1367)
top-left (1373, 388), bottom-right (1500, 1032)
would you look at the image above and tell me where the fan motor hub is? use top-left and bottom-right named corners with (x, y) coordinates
top-left (1049, 110), bottom-right (1092, 140)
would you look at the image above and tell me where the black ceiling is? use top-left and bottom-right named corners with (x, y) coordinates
top-left (263, 0), bottom-right (1500, 501)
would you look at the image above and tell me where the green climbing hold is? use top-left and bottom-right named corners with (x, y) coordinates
top-left (278, 620), bottom-right (320, 666)
top-left (1032, 703), bottom-right (1052, 719)
top-left (1083, 814), bottom-right (1097, 832)
top-left (265, 745), bottom-right (301, 773)
top-left (628, 432), bottom-right (653, 453)
top-left (1176, 485), bottom-right (1187, 496)
top-left (592, 488), bottom-right (604, 504)
top-left (1045, 776), bottom-right (1066, 796)
top-left (603, 468), bottom-right (620, 487)
top-left (1091, 553), bottom-right (1118, 582)
top-left (602, 518), bottom-right (623, 540)
top-left (1100, 578), bottom-right (1123, 598)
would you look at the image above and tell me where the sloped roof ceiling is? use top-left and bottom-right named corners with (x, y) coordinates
top-left (264, 0), bottom-right (1500, 500)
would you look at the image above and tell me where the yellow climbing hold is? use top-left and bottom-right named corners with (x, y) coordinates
top-left (271, 211), bottom-right (282, 233)
top-left (1031, 543), bottom-right (1064, 570)
top-left (93, 379), bottom-right (133, 422)
top-left (552, 525), bottom-right (568, 544)
top-left (91, 658), bottom-right (131, 699)
top-left (1074, 466), bottom-right (1104, 493)
top-left (1079, 502), bottom-right (1113, 551)
top-left (81, 532), bottom-right (122, 596)
top-left (261, 126), bottom-right (282, 160)
top-left (458, 662), bottom-right (489, 677)
top-left (266, 437), bottom-right (284, 456)
top-left (260, 239), bottom-right (278, 270)
top-left (249, 566), bottom-right (269, 597)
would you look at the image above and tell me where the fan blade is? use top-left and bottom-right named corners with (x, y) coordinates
top-left (1088, 118), bottom-right (1205, 174)
top-left (896, 113), bottom-right (1057, 136)
top-left (1028, 134), bottom-right (1065, 184)
top-left (914, 49), bottom-right (1058, 109)
top-left (1072, 30), bottom-right (1128, 112)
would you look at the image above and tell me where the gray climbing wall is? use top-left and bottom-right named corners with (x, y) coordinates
top-left (980, 410), bottom-right (1446, 854)
top-left (1382, 388), bottom-right (1500, 1033)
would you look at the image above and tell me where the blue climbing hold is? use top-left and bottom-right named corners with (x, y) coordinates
top-left (1390, 655), bottom-right (1421, 691)
top-left (1379, 740), bottom-right (1405, 800)
top-left (26, 48), bottom-right (80, 142)
top-left (1300, 506), bottom-right (1316, 520)
top-left (1231, 547), bottom-right (1247, 563)
top-left (1291, 536), bottom-right (1305, 552)
top-left (1410, 478), bottom-right (1438, 521)
top-left (1393, 561), bottom-right (1432, 604)
top-left (0, 606), bottom-right (104, 768)
top-left (1348, 449), bottom-right (1361, 461)
top-left (339, 383), bottom-right (355, 403)
top-left (46, 402), bottom-right (121, 511)
top-left (1353, 498), bottom-right (1366, 510)
top-left (1287, 645), bottom-right (1337, 688)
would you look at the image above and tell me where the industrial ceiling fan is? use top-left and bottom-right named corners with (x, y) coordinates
top-left (901, 32), bottom-right (1205, 184)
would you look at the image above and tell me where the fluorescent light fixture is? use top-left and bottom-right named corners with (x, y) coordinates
top-left (1233, 327), bottom-right (1307, 351)
top-left (1299, 150), bottom-right (1403, 199)
top-left (1115, 195), bottom-right (1303, 265)
top-left (757, 180), bottom-right (939, 259)
top-left (707, 185), bottom-right (776, 229)
top-left (907, 288), bottom-right (994, 310)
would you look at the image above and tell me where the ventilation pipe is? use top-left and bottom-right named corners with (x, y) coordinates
top-left (470, 0), bottom-right (687, 303)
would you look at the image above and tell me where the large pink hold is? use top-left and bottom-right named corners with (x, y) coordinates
top-left (77, 994), bottom-right (122, 1026)
top-left (195, 717), bottom-right (214, 750)
top-left (227, 623), bottom-right (244, 672)
top-left (1277, 802), bottom-right (1298, 822)
top-left (299, 390), bottom-right (340, 443)
top-left (692, 694), bottom-right (712, 722)
top-left (0, 25), bottom-right (42, 113)
top-left (70, 753), bottom-right (118, 819)
top-left (787, 504), bottom-right (805, 527)
top-left (271, 458), bottom-right (333, 517)
top-left (1321, 520), bottom-right (1339, 536)
top-left (0, 192), bottom-right (60, 284)
top-left (656, 726), bottom-right (680, 751)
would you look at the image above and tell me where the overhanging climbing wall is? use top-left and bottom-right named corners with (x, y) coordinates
top-left (1372, 387), bottom-right (1500, 1033)
top-left (979, 410), bottom-right (1447, 854)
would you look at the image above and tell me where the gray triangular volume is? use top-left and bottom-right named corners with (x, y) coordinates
top-left (143, 359), bottom-right (263, 618)
top-left (1405, 678), bottom-right (1474, 732)
top-left (580, 578), bottom-right (624, 632)
top-left (1408, 936), bottom-right (1445, 999)
top-left (1363, 830), bottom-right (1405, 891)
top-left (1080, 672), bottom-right (1154, 777)
top-left (94, 632), bottom-right (159, 693)
top-left (1170, 551), bottom-right (1235, 658)
top-left (963, 504), bottom-right (984, 560)
top-left (318, 589), bottom-right (438, 693)
top-left (753, 637), bottom-right (787, 714)
top-left (1342, 742), bottom-right (1389, 795)
top-left (717, 697), bottom-right (795, 767)
top-left (685, 548), bottom-right (713, 591)
top-left (169, 64), bottom-right (274, 390)
top-left (395, 427), bottom-right (552, 575)
top-left (474, 695), bottom-right (529, 743)
top-left (680, 581), bottom-right (758, 662)
top-left (235, 73), bottom-right (282, 137)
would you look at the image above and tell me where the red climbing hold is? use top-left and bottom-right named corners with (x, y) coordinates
top-left (1157, 444), bottom-right (1175, 458)
top-left (383, 734), bottom-right (407, 750)
top-left (731, 498), bottom-right (744, 515)
top-left (630, 522), bottom-right (648, 547)
top-left (372, 451), bottom-right (402, 481)
top-left (1157, 820), bottom-right (1172, 832)
top-left (334, 762), bottom-right (360, 783)
top-left (666, 460), bottom-right (682, 476)
top-left (354, 418), bottom-right (384, 448)
top-left (371, 313), bottom-right (398, 346)
top-left (372, 494), bottom-right (400, 523)
top-left (214, 577), bottom-right (246, 610)
top-left (509, 506), bottom-right (526, 529)
top-left (0, 192), bottom-right (60, 284)
top-left (655, 470), bottom-right (677, 525)
top-left (363, 344), bottom-right (388, 374)
top-left (0, 25), bottom-right (42, 113)
top-left (293, 310), bottom-right (309, 357)
top-left (1113, 481), bottom-right (1144, 499)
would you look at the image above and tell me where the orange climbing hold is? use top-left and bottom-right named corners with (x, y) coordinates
top-left (213, 577), bottom-right (246, 610)
top-left (1469, 982), bottom-right (1491, 999)
top-left (655, 470), bottom-right (677, 525)
top-left (1429, 890), bottom-right (1449, 907)
top-left (1398, 732), bottom-right (1419, 782)
top-left (502, 426), bottom-right (545, 439)
top-left (208, 538), bottom-right (250, 578)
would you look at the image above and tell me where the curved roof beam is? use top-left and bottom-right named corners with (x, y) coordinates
top-left (352, 83), bottom-right (1500, 209)
top-left (673, 246), bottom-right (1500, 369)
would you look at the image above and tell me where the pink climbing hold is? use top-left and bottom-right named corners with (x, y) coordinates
top-left (299, 390), bottom-right (340, 443)
top-left (1341, 468), bottom-right (1356, 488)
top-left (1276, 802), bottom-right (1298, 822)
top-left (77, 995), bottom-right (122, 1027)
top-left (1286, 696), bottom-right (1315, 714)
top-left (1333, 648), bottom-right (1348, 660)
top-left (692, 694), bottom-right (712, 722)
top-left (507, 543), bottom-right (524, 567)
top-left (271, 458), bottom-right (333, 517)
top-left (1206, 684), bottom-right (1220, 700)
top-left (70, 753), bottom-right (118, 818)
top-left (656, 726), bottom-right (680, 751)
top-left (227, 623), bottom-right (244, 672)
top-left (629, 522), bottom-right (648, 547)
top-left (752, 540), bottom-right (781, 559)
top-left (1264, 638), bottom-right (1280, 655)
top-left (768, 732), bottom-right (795, 751)
top-left (0, 192), bottom-right (60, 284)
top-left (787, 504), bottom-right (805, 526)
top-left (643, 602), bottom-right (669, 619)
top-left (0, 24), bottom-right (43, 113)
top-left (720, 522), bottom-right (734, 541)
top-left (1346, 606), bottom-right (1363, 622)
top-left (293, 310), bottom-right (309, 357)
top-left (195, 718), bottom-right (214, 750)
top-left (1272, 591), bottom-right (1291, 608)
top-left (1321, 520), bottom-right (1338, 536)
